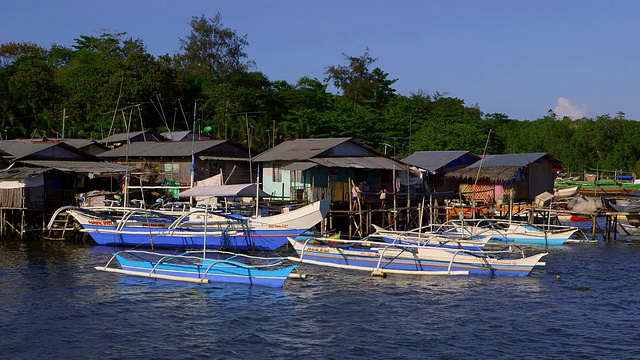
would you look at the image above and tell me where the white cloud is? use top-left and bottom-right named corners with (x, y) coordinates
top-left (553, 97), bottom-right (593, 119)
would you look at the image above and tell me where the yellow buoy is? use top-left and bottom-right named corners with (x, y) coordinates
top-left (556, 275), bottom-right (561, 280)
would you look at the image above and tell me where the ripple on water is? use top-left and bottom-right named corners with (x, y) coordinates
top-left (1, 238), bottom-right (640, 358)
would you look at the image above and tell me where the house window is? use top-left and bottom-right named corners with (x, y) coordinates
top-left (273, 164), bottom-right (282, 182)
top-left (209, 163), bottom-right (219, 177)
top-left (164, 163), bottom-right (180, 180)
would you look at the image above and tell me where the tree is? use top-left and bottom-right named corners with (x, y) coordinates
top-left (0, 42), bottom-right (55, 137)
top-left (176, 13), bottom-right (254, 82)
top-left (324, 48), bottom-right (397, 106)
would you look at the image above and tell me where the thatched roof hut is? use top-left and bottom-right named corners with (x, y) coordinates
top-left (446, 153), bottom-right (562, 203)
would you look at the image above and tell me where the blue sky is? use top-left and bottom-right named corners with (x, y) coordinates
top-left (2, 0), bottom-right (639, 120)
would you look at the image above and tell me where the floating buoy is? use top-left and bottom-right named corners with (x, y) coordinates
top-left (556, 275), bottom-right (561, 280)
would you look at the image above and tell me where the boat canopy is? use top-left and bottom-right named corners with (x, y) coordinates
top-left (177, 183), bottom-right (273, 198)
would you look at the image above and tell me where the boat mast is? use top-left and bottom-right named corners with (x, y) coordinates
top-left (190, 103), bottom-right (197, 205)
top-left (123, 107), bottom-right (134, 206)
top-left (472, 129), bottom-right (492, 221)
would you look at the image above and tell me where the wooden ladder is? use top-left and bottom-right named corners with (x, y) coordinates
top-left (44, 212), bottom-right (74, 241)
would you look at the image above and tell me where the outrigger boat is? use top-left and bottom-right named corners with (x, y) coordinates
top-left (447, 219), bottom-right (580, 246)
top-left (48, 200), bottom-right (330, 251)
top-left (616, 222), bottom-right (640, 237)
top-left (287, 237), bottom-right (547, 277)
top-left (370, 224), bottom-right (490, 251)
top-left (95, 249), bottom-right (300, 288)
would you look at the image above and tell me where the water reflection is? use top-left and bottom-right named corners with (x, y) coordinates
top-left (1, 231), bottom-right (640, 358)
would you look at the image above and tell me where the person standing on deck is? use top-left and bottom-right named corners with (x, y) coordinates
top-left (377, 185), bottom-right (393, 210)
top-left (351, 185), bottom-right (360, 210)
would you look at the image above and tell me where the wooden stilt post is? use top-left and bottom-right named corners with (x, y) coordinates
top-left (329, 212), bottom-right (333, 233)
top-left (358, 203), bottom-right (363, 237)
top-left (21, 209), bottom-right (25, 239)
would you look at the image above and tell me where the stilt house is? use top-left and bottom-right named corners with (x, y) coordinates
top-left (446, 152), bottom-right (563, 204)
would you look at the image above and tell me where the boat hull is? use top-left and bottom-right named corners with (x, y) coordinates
top-left (452, 221), bottom-right (578, 246)
top-left (63, 200), bottom-right (329, 251)
top-left (115, 255), bottom-right (296, 287)
top-left (83, 226), bottom-right (304, 251)
top-left (96, 250), bottom-right (299, 287)
top-left (288, 238), bottom-right (546, 277)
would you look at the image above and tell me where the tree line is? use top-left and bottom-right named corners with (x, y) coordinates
top-left (1, 13), bottom-right (639, 175)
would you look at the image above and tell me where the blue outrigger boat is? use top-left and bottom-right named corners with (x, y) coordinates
top-left (50, 200), bottom-right (330, 251)
top-left (95, 249), bottom-right (300, 288)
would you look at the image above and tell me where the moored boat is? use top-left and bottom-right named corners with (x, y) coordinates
top-left (287, 237), bottom-right (547, 277)
top-left (448, 219), bottom-right (580, 246)
top-left (554, 186), bottom-right (580, 198)
top-left (616, 222), bottom-right (640, 237)
top-left (556, 178), bottom-right (640, 196)
top-left (96, 249), bottom-right (299, 287)
top-left (370, 224), bottom-right (490, 250)
top-left (605, 197), bottom-right (640, 213)
top-left (50, 200), bottom-right (330, 251)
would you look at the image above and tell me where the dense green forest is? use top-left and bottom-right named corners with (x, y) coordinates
top-left (1, 13), bottom-right (640, 175)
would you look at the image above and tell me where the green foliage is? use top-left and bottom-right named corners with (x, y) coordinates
top-left (176, 13), bottom-right (254, 81)
top-left (2, 14), bottom-right (640, 173)
top-left (324, 48), bottom-right (397, 107)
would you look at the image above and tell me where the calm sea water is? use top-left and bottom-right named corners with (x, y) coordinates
top-left (1, 222), bottom-right (640, 360)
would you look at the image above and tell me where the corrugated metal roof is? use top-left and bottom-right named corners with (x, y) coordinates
top-left (311, 157), bottom-right (406, 170)
top-left (282, 162), bottom-right (317, 171)
top-left (0, 141), bottom-right (57, 159)
top-left (160, 131), bottom-right (211, 141)
top-left (402, 151), bottom-right (479, 172)
top-left (252, 138), bottom-right (352, 161)
top-left (0, 167), bottom-right (50, 181)
top-left (199, 156), bottom-right (249, 162)
top-left (467, 153), bottom-right (556, 168)
top-left (99, 140), bottom-right (230, 157)
top-left (0, 140), bottom-right (102, 161)
top-left (100, 130), bottom-right (171, 143)
top-left (31, 138), bottom-right (106, 150)
top-left (62, 139), bottom-right (109, 151)
top-left (161, 130), bottom-right (191, 141)
top-left (19, 160), bottom-right (129, 174)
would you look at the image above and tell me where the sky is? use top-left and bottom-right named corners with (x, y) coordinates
top-left (2, 0), bottom-right (640, 121)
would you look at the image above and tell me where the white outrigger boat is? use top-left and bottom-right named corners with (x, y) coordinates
top-left (446, 219), bottom-right (580, 246)
top-left (287, 236), bottom-right (547, 277)
top-left (48, 200), bottom-right (330, 251)
top-left (370, 224), bottom-right (490, 251)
